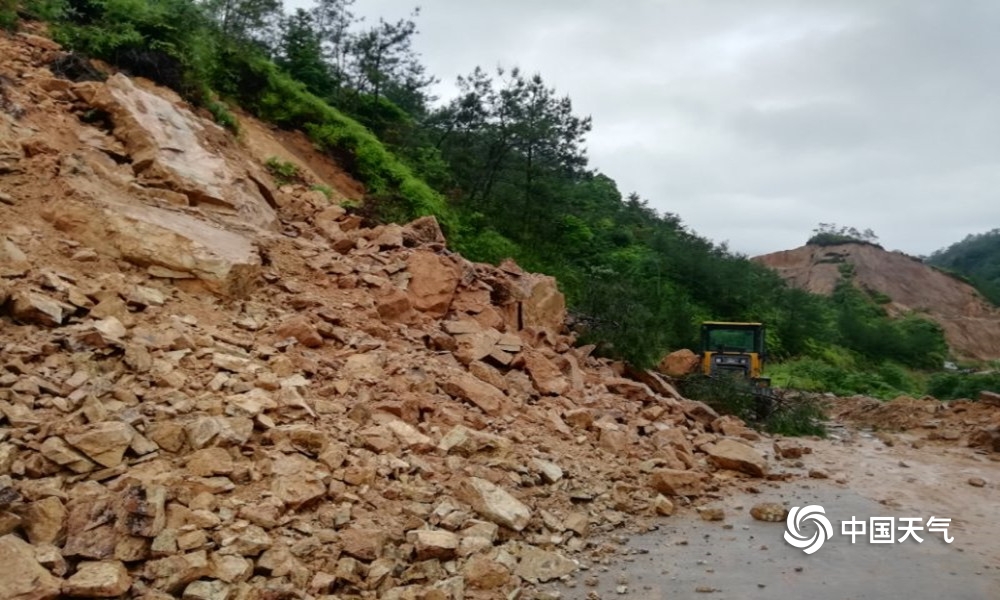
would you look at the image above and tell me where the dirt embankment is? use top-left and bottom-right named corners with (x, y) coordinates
top-left (754, 243), bottom-right (1000, 361)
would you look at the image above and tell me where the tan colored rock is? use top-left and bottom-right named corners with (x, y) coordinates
top-left (564, 408), bottom-right (595, 429)
top-left (978, 390), bottom-right (1000, 407)
top-left (65, 422), bottom-right (135, 468)
top-left (0, 534), bottom-right (62, 600)
top-left (520, 273), bottom-right (566, 333)
top-left (532, 458), bottom-right (563, 484)
top-left (376, 287), bottom-right (414, 323)
top-left (438, 426), bottom-right (511, 455)
top-left (90, 74), bottom-right (276, 230)
top-left (342, 352), bottom-right (385, 382)
top-left (563, 512), bottom-right (590, 536)
top-left (39, 437), bottom-right (97, 473)
top-left (407, 529), bottom-right (459, 561)
top-left (653, 494), bottom-right (675, 516)
top-left (63, 489), bottom-right (118, 559)
top-left (469, 360), bottom-right (507, 390)
top-left (463, 553), bottom-right (509, 589)
top-left (697, 506), bottom-right (725, 521)
top-left (216, 525), bottom-right (271, 557)
top-left (705, 438), bottom-right (768, 477)
top-left (10, 291), bottom-right (74, 327)
top-left (773, 439), bottom-right (804, 459)
top-left (62, 561), bottom-right (131, 597)
top-left (275, 316), bottom-right (323, 348)
top-left (186, 447), bottom-right (234, 477)
top-left (272, 473), bottom-right (326, 507)
top-left (402, 215), bottom-right (446, 246)
top-left (406, 251), bottom-right (460, 316)
top-left (681, 399), bottom-right (721, 426)
top-left (649, 468), bottom-right (706, 497)
top-left (46, 199), bottom-right (261, 298)
top-left (385, 420), bottom-right (433, 451)
top-left (339, 527), bottom-right (384, 561)
top-left (143, 551), bottom-right (211, 593)
top-left (522, 350), bottom-right (569, 396)
top-left (209, 553), bottom-right (253, 583)
top-left (441, 372), bottom-right (506, 415)
top-left (76, 317), bottom-right (128, 348)
top-left (456, 477), bottom-right (531, 531)
top-left (512, 544), bottom-right (576, 583)
top-left (22, 497), bottom-right (66, 545)
top-left (750, 503), bottom-right (788, 522)
top-left (658, 348), bottom-right (701, 377)
top-left (182, 579), bottom-right (230, 600)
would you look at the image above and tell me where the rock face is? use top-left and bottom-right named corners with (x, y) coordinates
top-left (89, 74), bottom-right (277, 231)
top-left (755, 243), bottom-right (1000, 360)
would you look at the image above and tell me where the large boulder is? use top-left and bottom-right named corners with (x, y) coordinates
top-left (704, 438), bottom-right (768, 477)
top-left (658, 349), bottom-right (701, 378)
top-left (520, 273), bottom-right (566, 333)
top-left (406, 251), bottom-right (460, 316)
top-left (46, 200), bottom-right (261, 298)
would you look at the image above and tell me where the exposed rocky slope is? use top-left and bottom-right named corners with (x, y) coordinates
top-left (755, 243), bottom-right (1000, 361)
top-left (0, 29), bottom-right (788, 599)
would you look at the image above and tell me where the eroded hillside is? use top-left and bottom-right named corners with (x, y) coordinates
top-left (755, 243), bottom-right (1000, 361)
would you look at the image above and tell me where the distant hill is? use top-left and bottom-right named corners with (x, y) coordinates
top-left (927, 229), bottom-right (1000, 306)
top-left (755, 243), bottom-right (1000, 361)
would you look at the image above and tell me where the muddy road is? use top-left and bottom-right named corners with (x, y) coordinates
top-left (548, 425), bottom-right (1000, 599)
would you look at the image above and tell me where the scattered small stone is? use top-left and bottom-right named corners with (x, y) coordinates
top-left (968, 477), bottom-right (986, 488)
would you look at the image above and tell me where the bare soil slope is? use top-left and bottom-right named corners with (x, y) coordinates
top-left (755, 243), bottom-right (1000, 360)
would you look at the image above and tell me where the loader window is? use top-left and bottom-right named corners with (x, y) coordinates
top-left (706, 329), bottom-right (755, 353)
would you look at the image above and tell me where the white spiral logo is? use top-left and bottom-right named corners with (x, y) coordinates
top-left (784, 505), bottom-right (833, 555)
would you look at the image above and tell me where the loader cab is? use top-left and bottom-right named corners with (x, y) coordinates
top-left (699, 322), bottom-right (767, 380)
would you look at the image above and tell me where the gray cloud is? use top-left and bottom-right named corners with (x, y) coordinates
top-left (300, 0), bottom-right (1000, 256)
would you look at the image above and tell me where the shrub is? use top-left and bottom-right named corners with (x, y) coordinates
top-left (1, 0), bottom-right (18, 30)
top-left (265, 157), bottom-right (302, 186)
top-left (681, 373), bottom-right (827, 437)
top-left (927, 372), bottom-right (1000, 400)
top-left (206, 98), bottom-right (239, 133)
top-left (310, 183), bottom-right (333, 199)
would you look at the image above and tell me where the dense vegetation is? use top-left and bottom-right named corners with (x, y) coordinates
top-left (3, 0), bottom-right (982, 409)
top-left (807, 223), bottom-right (882, 248)
top-left (927, 228), bottom-right (1000, 306)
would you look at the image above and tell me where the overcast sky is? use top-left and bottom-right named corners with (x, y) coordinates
top-left (316, 0), bottom-right (1000, 257)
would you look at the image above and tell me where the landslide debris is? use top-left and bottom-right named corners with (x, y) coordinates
top-left (0, 30), bottom-right (779, 599)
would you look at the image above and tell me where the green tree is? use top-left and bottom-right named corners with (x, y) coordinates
top-left (275, 8), bottom-right (333, 96)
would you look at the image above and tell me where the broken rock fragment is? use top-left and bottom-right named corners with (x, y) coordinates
top-left (456, 477), bottom-right (531, 531)
top-left (64, 422), bottom-right (135, 468)
top-left (0, 534), bottom-right (62, 600)
top-left (62, 560), bottom-right (132, 597)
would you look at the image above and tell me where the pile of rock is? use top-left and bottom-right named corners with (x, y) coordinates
top-left (0, 30), bottom-right (776, 600)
